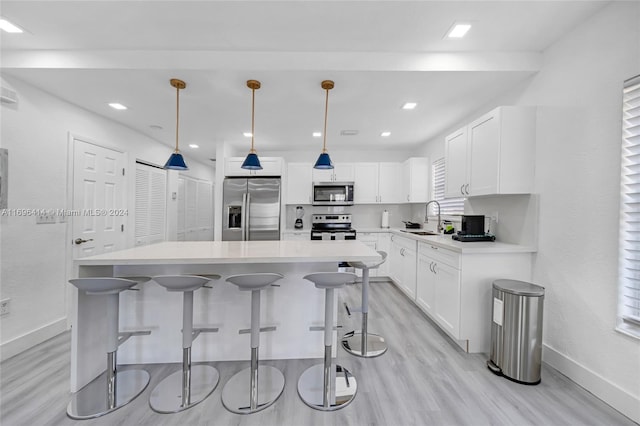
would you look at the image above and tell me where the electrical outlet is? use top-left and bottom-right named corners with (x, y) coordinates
top-left (0, 298), bottom-right (10, 316)
top-left (490, 211), bottom-right (499, 223)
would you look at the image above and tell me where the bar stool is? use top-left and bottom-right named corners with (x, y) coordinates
top-left (67, 277), bottom-right (151, 419)
top-left (149, 274), bottom-right (221, 413)
top-left (222, 273), bottom-right (285, 414)
top-left (342, 251), bottom-right (388, 358)
top-left (298, 272), bottom-right (358, 411)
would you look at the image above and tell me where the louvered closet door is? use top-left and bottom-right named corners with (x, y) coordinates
top-left (135, 163), bottom-right (167, 246)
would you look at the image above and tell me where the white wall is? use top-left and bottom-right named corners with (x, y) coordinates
top-left (0, 76), bottom-right (215, 360)
top-left (419, 2), bottom-right (640, 421)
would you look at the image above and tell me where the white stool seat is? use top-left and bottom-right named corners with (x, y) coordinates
top-left (149, 274), bottom-right (221, 413)
top-left (152, 275), bottom-right (219, 292)
top-left (69, 277), bottom-right (137, 295)
top-left (298, 272), bottom-right (358, 411)
top-left (303, 272), bottom-right (356, 289)
top-left (222, 273), bottom-right (285, 414)
top-left (226, 273), bottom-right (283, 291)
top-left (349, 251), bottom-right (387, 270)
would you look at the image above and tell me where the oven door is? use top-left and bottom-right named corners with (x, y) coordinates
top-left (310, 231), bottom-right (357, 240)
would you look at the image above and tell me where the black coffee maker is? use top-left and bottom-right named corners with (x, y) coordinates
top-left (295, 206), bottom-right (304, 229)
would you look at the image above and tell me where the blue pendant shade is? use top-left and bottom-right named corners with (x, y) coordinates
top-left (164, 152), bottom-right (188, 170)
top-left (313, 151), bottom-right (333, 169)
top-left (241, 151), bottom-right (263, 170)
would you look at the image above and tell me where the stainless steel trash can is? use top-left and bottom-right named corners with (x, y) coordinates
top-left (487, 279), bottom-right (544, 385)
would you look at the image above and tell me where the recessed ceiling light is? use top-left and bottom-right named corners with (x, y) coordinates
top-left (446, 23), bottom-right (472, 39)
top-left (0, 18), bottom-right (24, 33)
top-left (243, 132), bottom-right (253, 137)
top-left (188, 144), bottom-right (199, 149)
top-left (108, 102), bottom-right (127, 110)
top-left (402, 102), bottom-right (417, 110)
top-left (312, 132), bottom-right (322, 138)
top-left (381, 131), bottom-right (391, 137)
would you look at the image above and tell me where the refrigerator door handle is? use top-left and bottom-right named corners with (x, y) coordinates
top-left (245, 192), bottom-right (251, 240)
top-left (241, 192), bottom-right (247, 241)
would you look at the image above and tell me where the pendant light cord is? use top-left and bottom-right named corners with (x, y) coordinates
top-left (322, 87), bottom-right (329, 153)
top-left (175, 84), bottom-right (180, 153)
top-left (251, 86), bottom-right (256, 153)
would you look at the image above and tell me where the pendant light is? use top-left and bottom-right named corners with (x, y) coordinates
top-left (241, 80), bottom-right (263, 170)
top-left (314, 80), bottom-right (335, 169)
top-left (164, 78), bottom-right (188, 170)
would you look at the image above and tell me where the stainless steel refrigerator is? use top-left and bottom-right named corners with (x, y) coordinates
top-left (222, 177), bottom-right (281, 241)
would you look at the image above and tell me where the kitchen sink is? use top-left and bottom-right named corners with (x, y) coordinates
top-left (399, 229), bottom-right (439, 236)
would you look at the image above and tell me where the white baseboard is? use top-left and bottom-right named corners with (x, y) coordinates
top-left (543, 344), bottom-right (640, 423)
top-left (1, 318), bottom-right (68, 362)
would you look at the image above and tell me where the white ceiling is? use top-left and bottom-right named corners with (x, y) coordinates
top-left (0, 1), bottom-right (608, 163)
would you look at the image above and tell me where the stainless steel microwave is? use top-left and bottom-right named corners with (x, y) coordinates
top-left (312, 182), bottom-right (354, 206)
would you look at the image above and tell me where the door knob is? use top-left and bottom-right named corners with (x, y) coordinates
top-left (74, 238), bottom-right (94, 245)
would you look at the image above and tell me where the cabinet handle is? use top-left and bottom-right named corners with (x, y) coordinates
top-left (407, 195), bottom-right (410, 201)
top-left (429, 261), bottom-right (434, 273)
top-left (430, 245), bottom-right (438, 250)
top-left (465, 184), bottom-right (469, 195)
top-left (433, 263), bottom-right (438, 274)
top-left (460, 184), bottom-right (465, 196)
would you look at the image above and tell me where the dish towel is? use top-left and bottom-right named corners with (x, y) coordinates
top-left (335, 233), bottom-right (345, 240)
top-left (322, 232), bottom-right (331, 240)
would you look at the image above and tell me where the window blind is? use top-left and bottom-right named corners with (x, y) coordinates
top-left (618, 74), bottom-right (640, 338)
top-left (432, 157), bottom-right (464, 215)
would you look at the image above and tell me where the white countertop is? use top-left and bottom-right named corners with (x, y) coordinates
top-left (351, 227), bottom-right (537, 254)
top-left (75, 240), bottom-right (381, 265)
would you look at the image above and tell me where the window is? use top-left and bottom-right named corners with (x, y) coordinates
top-left (431, 157), bottom-right (464, 215)
top-left (618, 74), bottom-right (640, 338)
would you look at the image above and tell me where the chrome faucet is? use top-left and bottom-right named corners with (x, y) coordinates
top-left (425, 200), bottom-right (442, 233)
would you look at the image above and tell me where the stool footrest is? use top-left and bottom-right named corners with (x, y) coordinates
top-left (190, 327), bottom-right (219, 342)
top-left (239, 326), bottom-right (276, 334)
top-left (117, 330), bottom-right (151, 346)
top-left (309, 325), bottom-right (342, 332)
top-left (344, 304), bottom-right (362, 315)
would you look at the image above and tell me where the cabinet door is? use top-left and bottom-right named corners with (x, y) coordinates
top-left (402, 246), bottom-right (417, 300)
top-left (433, 261), bottom-right (461, 338)
top-left (225, 158), bottom-right (251, 176)
top-left (388, 238), bottom-right (403, 285)
top-left (354, 163), bottom-right (379, 204)
top-left (282, 231), bottom-right (309, 241)
top-left (376, 233), bottom-right (391, 276)
top-left (312, 168), bottom-right (334, 182)
top-left (468, 110), bottom-right (500, 196)
top-left (286, 163), bottom-right (312, 204)
top-left (404, 158), bottom-right (429, 203)
top-left (444, 127), bottom-right (469, 198)
top-left (357, 239), bottom-right (378, 277)
top-left (334, 163), bottom-right (355, 182)
top-left (225, 157), bottom-right (282, 177)
top-left (416, 255), bottom-right (436, 315)
top-left (378, 163), bottom-right (402, 203)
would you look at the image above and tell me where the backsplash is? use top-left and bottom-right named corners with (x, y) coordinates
top-left (284, 204), bottom-right (411, 230)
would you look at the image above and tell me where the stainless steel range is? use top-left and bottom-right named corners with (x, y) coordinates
top-left (310, 214), bottom-right (357, 240)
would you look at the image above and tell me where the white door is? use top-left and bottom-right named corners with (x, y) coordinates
top-left (72, 138), bottom-right (126, 258)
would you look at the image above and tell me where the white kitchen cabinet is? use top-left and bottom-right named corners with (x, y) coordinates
top-left (225, 157), bottom-right (283, 177)
top-left (353, 163), bottom-right (403, 204)
top-left (416, 240), bottom-right (531, 353)
top-left (377, 232), bottom-right (391, 276)
top-left (402, 157), bottom-right (430, 203)
top-left (356, 232), bottom-right (379, 277)
top-left (389, 234), bottom-right (417, 300)
top-left (312, 163), bottom-right (354, 182)
top-left (444, 106), bottom-right (535, 198)
top-left (286, 162), bottom-right (312, 204)
top-left (444, 127), bottom-right (469, 198)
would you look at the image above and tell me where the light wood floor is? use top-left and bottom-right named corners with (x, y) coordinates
top-left (1, 280), bottom-right (635, 426)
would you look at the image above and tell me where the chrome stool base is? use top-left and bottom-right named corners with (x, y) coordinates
top-left (149, 365), bottom-right (219, 413)
top-left (341, 330), bottom-right (388, 358)
top-left (297, 363), bottom-right (357, 411)
top-left (67, 369), bottom-right (150, 420)
top-left (221, 365), bottom-right (285, 414)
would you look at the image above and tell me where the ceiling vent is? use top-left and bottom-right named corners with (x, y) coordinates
top-left (340, 130), bottom-right (359, 136)
top-left (1, 86), bottom-right (18, 104)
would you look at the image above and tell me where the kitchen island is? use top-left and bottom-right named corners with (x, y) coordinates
top-left (71, 240), bottom-right (380, 392)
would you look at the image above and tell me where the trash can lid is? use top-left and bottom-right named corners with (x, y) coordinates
top-left (493, 279), bottom-right (544, 296)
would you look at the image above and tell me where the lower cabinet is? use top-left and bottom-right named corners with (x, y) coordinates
top-left (389, 235), bottom-right (417, 300)
top-left (281, 231), bottom-right (310, 241)
top-left (415, 241), bottom-right (532, 354)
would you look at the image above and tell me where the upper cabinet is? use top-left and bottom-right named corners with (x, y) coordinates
top-left (445, 106), bottom-right (536, 198)
top-left (403, 157), bottom-right (430, 203)
top-left (353, 162), bottom-right (403, 204)
top-left (312, 162), bottom-right (354, 182)
top-left (225, 157), bottom-right (283, 177)
top-left (286, 162), bottom-right (313, 205)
